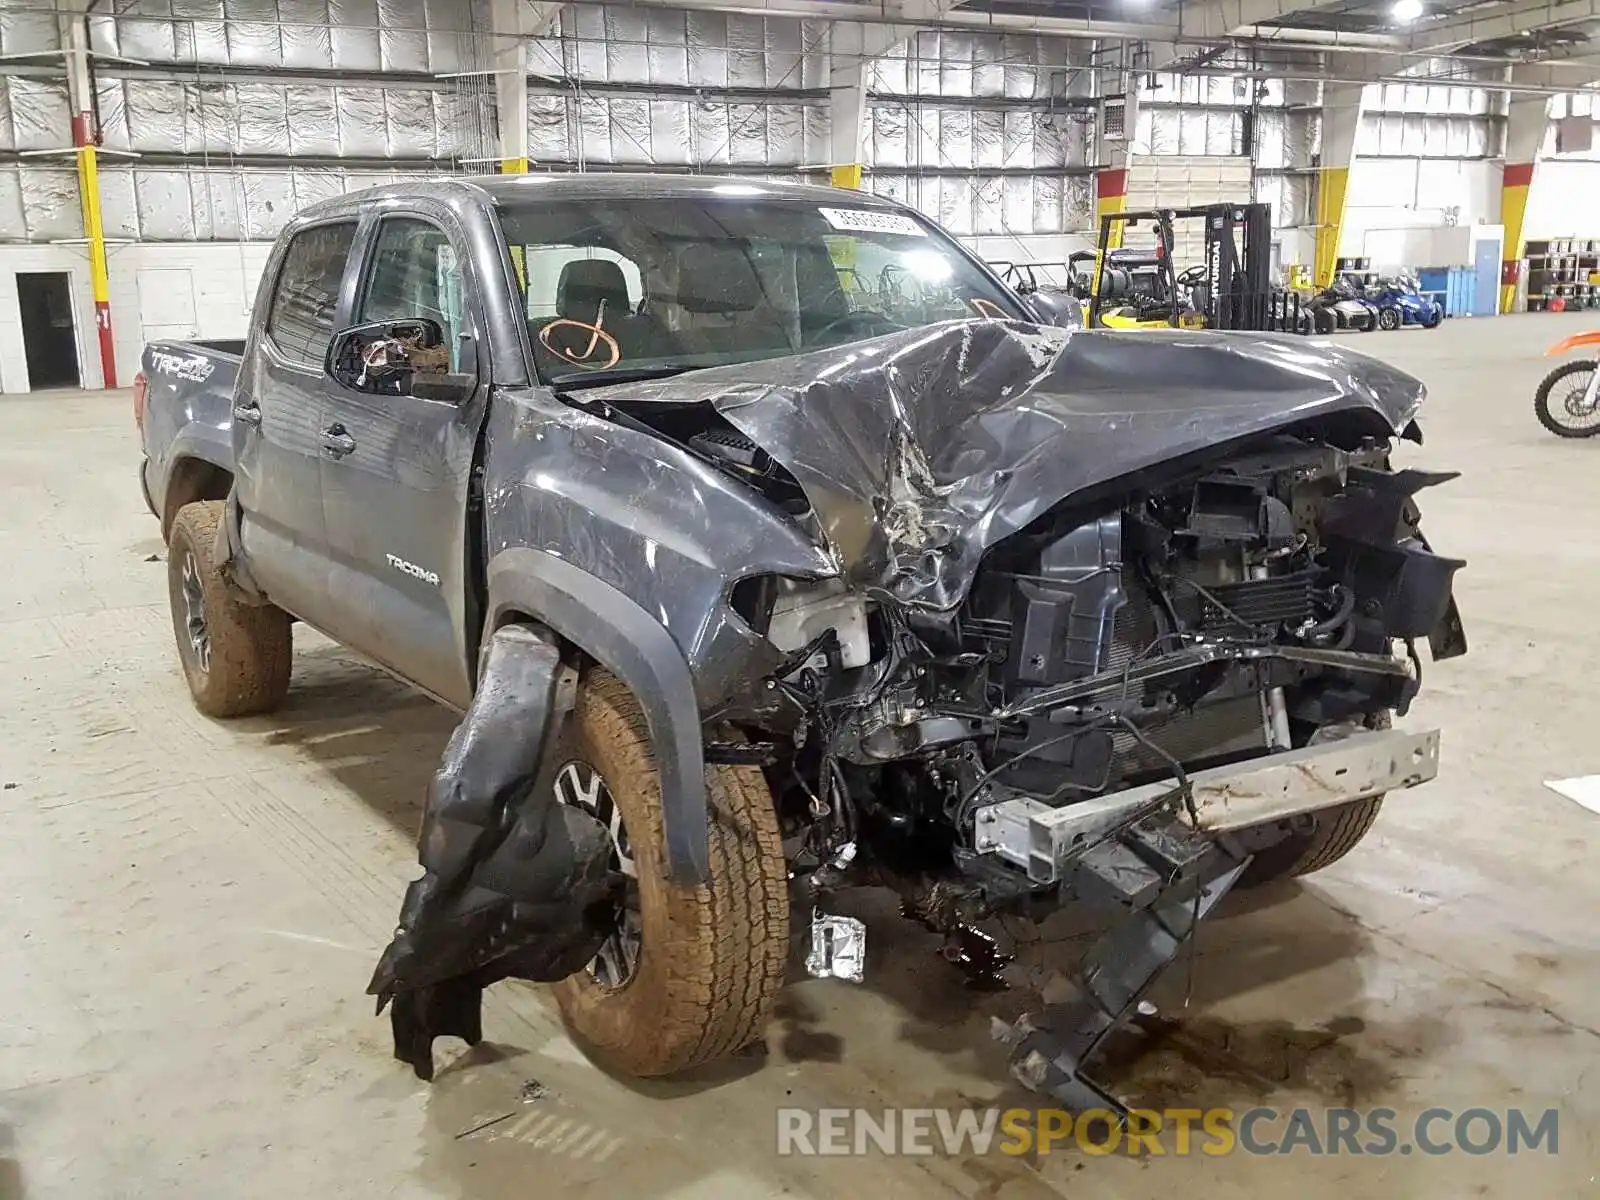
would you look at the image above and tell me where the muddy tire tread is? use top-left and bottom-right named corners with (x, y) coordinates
top-left (167, 500), bottom-right (292, 718)
top-left (555, 670), bottom-right (788, 1076)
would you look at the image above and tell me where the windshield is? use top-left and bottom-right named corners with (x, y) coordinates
top-left (495, 194), bottom-right (1023, 386)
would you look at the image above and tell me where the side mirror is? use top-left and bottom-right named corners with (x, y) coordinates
top-left (326, 317), bottom-right (477, 402)
top-left (1026, 290), bottom-right (1085, 329)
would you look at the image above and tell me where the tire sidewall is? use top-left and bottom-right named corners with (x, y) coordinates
top-left (166, 514), bottom-right (213, 697)
top-left (1535, 360), bottom-right (1600, 438)
top-left (1378, 307), bottom-right (1401, 331)
top-left (551, 692), bottom-right (682, 1057)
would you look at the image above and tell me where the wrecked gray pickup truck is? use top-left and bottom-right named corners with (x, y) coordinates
top-left (139, 174), bottom-right (1466, 1110)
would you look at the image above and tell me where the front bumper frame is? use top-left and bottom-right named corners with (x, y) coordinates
top-left (975, 727), bottom-right (1441, 885)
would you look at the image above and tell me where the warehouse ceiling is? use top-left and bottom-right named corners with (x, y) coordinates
top-left (767, 0), bottom-right (1600, 85)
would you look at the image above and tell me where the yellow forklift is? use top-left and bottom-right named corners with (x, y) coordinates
top-left (1071, 203), bottom-right (1302, 333)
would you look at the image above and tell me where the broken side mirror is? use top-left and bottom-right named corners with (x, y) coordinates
top-left (1027, 290), bottom-right (1085, 329)
top-left (326, 317), bottom-right (477, 403)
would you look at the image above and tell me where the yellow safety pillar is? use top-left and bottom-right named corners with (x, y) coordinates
top-left (1313, 85), bottom-right (1363, 290)
top-left (1499, 93), bottom-right (1551, 313)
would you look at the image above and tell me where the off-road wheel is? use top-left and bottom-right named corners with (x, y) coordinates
top-left (1534, 359), bottom-right (1600, 438)
top-left (1237, 713), bottom-right (1390, 887)
top-left (1377, 306), bottom-right (1402, 331)
top-left (166, 500), bottom-right (292, 717)
top-left (552, 669), bottom-right (788, 1077)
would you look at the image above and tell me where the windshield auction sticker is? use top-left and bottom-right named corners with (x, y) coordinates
top-left (818, 207), bottom-right (928, 238)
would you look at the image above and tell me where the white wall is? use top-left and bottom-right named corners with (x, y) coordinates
top-left (0, 247), bottom-right (97, 395)
top-left (0, 241), bottom-right (272, 394)
top-left (1340, 158), bottom-right (1499, 259)
top-left (1523, 159), bottom-right (1600, 238)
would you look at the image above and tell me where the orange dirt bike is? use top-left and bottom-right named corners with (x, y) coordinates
top-left (1536, 331), bottom-right (1600, 437)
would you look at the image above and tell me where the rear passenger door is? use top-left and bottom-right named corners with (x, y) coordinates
top-left (316, 212), bottom-right (488, 709)
top-left (234, 219), bottom-right (359, 622)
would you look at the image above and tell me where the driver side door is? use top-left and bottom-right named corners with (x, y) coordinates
top-left (317, 213), bottom-right (489, 709)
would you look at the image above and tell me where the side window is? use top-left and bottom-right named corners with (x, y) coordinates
top-left (360, 218), bottom-right (467, 367)
top-left (265, 221), bottom-right (358, 365)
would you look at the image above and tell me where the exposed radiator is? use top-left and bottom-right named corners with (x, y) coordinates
top-left (1109, 574), bottom-right (1269, 777)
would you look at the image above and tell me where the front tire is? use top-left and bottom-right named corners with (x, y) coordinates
top-left (166, 500), bottom-right (292, 717)
top-left (1313, 308), bottom-right (1337, 335)
top-left (552, 669), bottom-right (789, 1077)
top-left (1534, 360), bottom-right (1600, 438)
top-left (1377, 306), bottom-right (1402, 331)
top-left (1238, 713), bottom-right (1390, 887)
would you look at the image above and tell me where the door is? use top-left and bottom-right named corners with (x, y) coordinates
top-left (16, 273), bottom-right (80, 389)
top-left (317, 214), bottom-right (487, 707)
top-left (1472, 236), bottom-right (1502, 317)
top-left (233, 219), bottom-right (360, 622)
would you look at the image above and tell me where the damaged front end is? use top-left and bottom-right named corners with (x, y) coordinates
top-left (369, 624), bottom-right (620, 1080)
top-left (378, 319), bottom-right (1466, 1104)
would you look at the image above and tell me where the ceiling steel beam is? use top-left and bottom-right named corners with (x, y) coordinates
top-left (558, 0), bottom-right (1399, 50)
top-left (1405, 0), bottom-right (1600, 52)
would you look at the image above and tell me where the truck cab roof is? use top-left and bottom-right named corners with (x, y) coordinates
top-left (294, 172), bottom-right (908, 225)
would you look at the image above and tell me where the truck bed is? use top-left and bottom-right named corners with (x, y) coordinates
top-left (138, 339), bottom-right (244, 528)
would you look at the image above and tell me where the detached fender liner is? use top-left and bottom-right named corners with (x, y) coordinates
top-left (486, 546), bottom-right (711, 884)
top-left (368, 622), bottom-right (620, 1081)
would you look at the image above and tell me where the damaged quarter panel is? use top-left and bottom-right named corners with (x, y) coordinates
top-left (479, 387), bottom-right (836, 711)
top-left (584, 320), bottom-right (1427, 612)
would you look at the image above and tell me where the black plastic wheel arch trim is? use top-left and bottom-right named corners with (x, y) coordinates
top-left (486, 546), bottom-right (710, 883)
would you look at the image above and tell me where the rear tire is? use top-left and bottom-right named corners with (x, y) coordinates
top-left (1533, 360), bottom-right (1600, 438)
top-left (1237, 713), bottom-right (1390, 887)
top-left (166, 500), bottom-right (292, 717)
top-left (553, 669), bottom-right (789, 1077)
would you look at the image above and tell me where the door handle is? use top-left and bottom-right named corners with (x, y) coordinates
top-left (321, 424), bottom-right (357, 458)
top-left (233, 402), bottom-right (262, 427)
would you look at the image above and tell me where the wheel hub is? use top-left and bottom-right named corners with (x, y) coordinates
top-left (179, 551), bottom-right (211, 673)
top-left (553, 760), bottom-right (641, 989)
top-left (1562, 379), bottom-right (1599, 419)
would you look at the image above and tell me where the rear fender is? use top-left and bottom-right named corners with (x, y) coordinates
top-left (1545, 331), bottom-right (1600, 357)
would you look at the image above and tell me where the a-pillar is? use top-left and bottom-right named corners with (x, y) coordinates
top-left (1314, 83), bottom-right (1363, 290)
top-left (828, 24), bottom-right (872, 189)
top-left (1500, 91), bottom-right (1551, 313)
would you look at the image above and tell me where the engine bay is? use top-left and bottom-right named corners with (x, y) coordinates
top-left (718, 430), bottom-right (1466, 908)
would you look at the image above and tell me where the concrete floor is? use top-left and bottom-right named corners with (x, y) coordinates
top-left (3, 316), bottom-right (1598, 1199)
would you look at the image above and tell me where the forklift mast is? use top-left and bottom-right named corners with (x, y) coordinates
top-left (1085, 202), bottom-right (1289, 332)
top-left (1196, 202), bottom-right (1274, 331)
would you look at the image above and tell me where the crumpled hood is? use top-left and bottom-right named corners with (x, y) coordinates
top-left (588, 320), bottom-right (1426, 611)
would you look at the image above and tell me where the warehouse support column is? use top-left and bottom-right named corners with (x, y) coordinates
top-left (828, 24), bottom-right (871, 189)
top-left (1314, 84), bottom-right (1363, 290)
top-left (1094, 89), bottom-right (1138, 250)
top-left (64, 16), bottom-right (115, 389)
top-left (1499, 92), bottom-right (1550, 313)
top-left (491, 0), bottom-right (536, 173)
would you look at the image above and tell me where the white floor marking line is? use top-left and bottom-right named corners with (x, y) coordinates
top-left (1543, 775), bottom-right (1600, 816)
